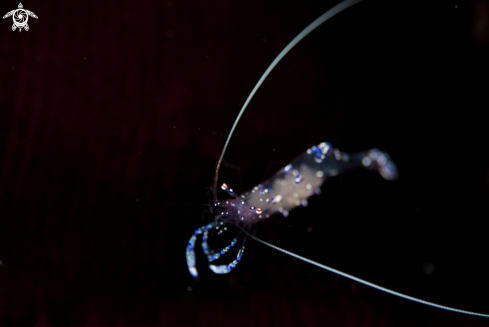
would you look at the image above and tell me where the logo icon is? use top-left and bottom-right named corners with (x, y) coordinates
top-left (3, 3), bottom-right (38, 32)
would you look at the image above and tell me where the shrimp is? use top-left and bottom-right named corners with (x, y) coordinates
top-left (186, 0), bottom-right (489, 318)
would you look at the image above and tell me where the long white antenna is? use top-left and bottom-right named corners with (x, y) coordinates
top-left (242, 228), bottom-right (489, 318)
top-left (213, 0), bottom-right (364, 201)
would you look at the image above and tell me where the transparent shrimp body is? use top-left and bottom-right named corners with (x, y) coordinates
top-left (186, 142), bottom-right (397, 278)
top-left (240, 143), bottom-right (397, 221)
top-left (216, 143), bottom-right (397, 227)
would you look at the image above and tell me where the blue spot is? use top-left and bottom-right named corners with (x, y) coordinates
top-left (309, 146), bottom-right (323, 159)
top-left (283, 164), bottom-right (292, 173)
top-left (294, 175), bottom-right (303, 184)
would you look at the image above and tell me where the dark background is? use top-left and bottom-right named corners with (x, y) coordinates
top-left (0, 0), bottom-right (488, 325)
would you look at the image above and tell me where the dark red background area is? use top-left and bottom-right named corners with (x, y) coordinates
top-left (0, 0), bottom-right (489, 325)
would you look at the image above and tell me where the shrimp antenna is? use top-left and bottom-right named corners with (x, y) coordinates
top-left (241, 228), bottom-right (489, 318)
top-left (213, 0), bottom-right (364, 202)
